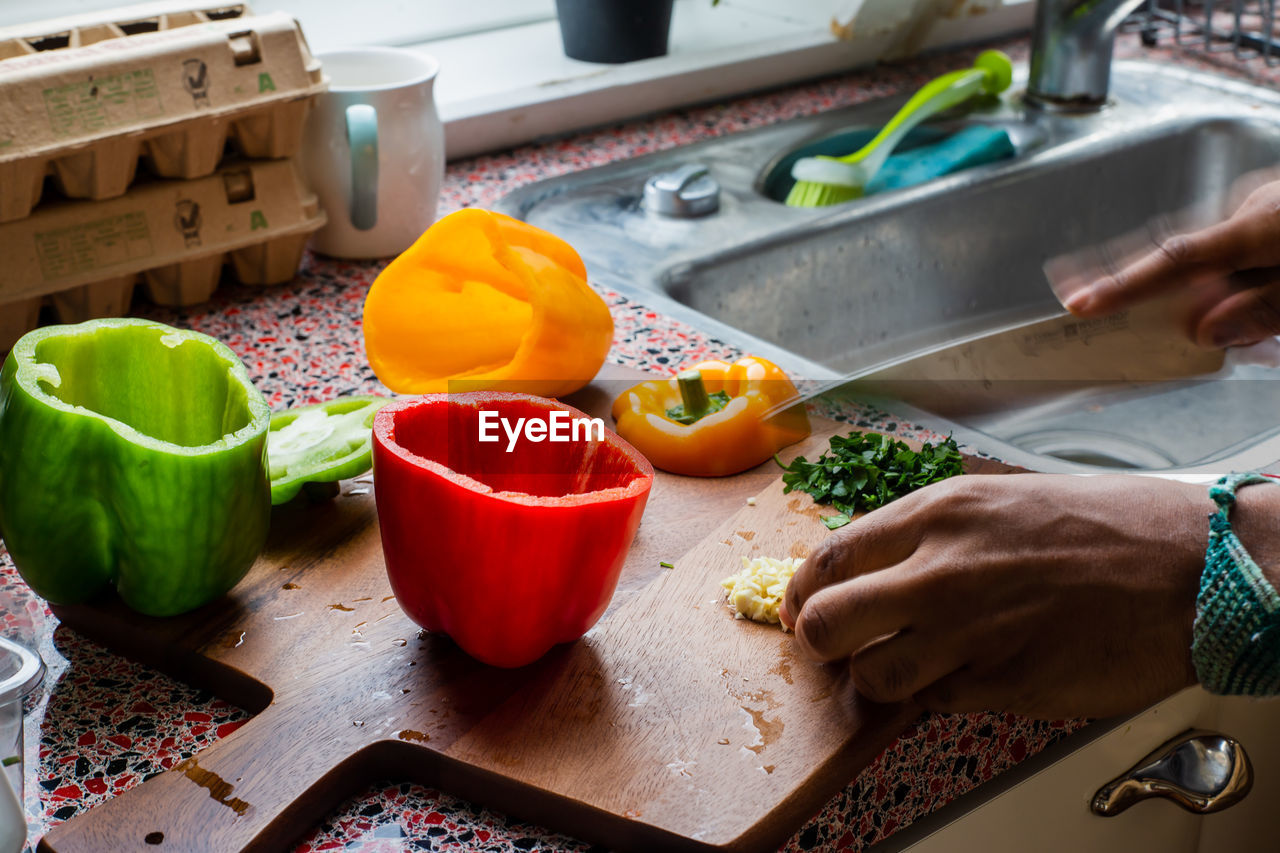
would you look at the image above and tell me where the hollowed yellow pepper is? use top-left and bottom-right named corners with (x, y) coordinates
top-left (610, 356), bottom-right (810, 477)
top-left (363, 209), bottom-right (613, 397)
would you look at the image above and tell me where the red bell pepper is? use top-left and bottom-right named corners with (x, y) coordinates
top-left (372, 392), bottom-right (654, 668)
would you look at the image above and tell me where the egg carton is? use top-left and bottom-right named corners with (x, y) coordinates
top-left (0, 3), bottom-right (326, 222)
top-left (0, 156), bottom-right (324, 351)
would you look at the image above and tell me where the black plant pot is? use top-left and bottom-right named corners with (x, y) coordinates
top-left (555, 0), bottom-right (676, 64)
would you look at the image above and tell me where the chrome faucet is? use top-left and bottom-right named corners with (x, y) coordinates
top-left (1027, 0), bottom-right (1150, 110)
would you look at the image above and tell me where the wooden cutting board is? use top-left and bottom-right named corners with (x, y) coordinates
top-left (39, 365), bottom-right (1019, 853)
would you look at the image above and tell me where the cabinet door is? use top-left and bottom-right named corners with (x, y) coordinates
top-left (889, 688), bottom-right (1219, 853)
top-left (1196, 694), bottom-right (1280, 853)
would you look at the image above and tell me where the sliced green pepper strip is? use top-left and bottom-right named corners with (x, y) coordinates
top-left (0, 319), bottom-right (271, 617)
top-left (268, 396), bottom-right (389, 505)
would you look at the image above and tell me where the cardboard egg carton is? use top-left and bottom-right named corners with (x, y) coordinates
top-left (0, 3), bottom-right (326, 222)
top-left (0, 156), bottom-right (325, 350)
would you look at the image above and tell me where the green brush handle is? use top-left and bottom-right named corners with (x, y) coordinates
top-left (825, 49), bottom-right (1013, 183)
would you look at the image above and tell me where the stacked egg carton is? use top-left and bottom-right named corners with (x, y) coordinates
top-left (0, 2), bottom-right (328, 350)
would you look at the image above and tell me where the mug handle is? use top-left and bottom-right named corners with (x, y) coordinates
top-left (345, 104), bottom-right (379, 231)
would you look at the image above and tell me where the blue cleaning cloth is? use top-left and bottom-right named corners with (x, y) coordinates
top-left (864, 125), bottom-right (1016, 195)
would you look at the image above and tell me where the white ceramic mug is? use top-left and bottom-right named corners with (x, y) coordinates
top-left (302, 47), bottom-right (445, 259)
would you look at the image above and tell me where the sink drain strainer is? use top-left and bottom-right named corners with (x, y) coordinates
top-left (1011, 429), bottom-right (1178, 470)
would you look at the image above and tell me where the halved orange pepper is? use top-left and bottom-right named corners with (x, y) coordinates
top-left (611, 356), bottom-right (810, 477)
top-left (363, 209), bottom-right (613, 397)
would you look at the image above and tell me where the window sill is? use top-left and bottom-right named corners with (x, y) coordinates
top-left (415, 1), bottom-right (1034, 160)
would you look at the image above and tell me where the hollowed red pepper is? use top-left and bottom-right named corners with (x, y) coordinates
top-left (372, 392), bottom-right (653, 668)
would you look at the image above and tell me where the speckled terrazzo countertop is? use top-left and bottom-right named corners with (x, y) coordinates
top-left (5, 28), bottom-right (1280, 853)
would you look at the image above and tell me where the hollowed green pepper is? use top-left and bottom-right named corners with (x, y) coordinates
top-left (0, 319), bottom-right (271, 617)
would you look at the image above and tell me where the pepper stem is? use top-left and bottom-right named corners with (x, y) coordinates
top-left (676, 369), bottom-right (712, 420)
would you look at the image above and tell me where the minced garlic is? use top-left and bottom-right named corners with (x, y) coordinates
top-left (720, 556), bottom-right (801, 631)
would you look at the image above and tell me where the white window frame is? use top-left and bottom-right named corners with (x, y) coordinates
top-left (0, 0), bottom-right (1037, 159)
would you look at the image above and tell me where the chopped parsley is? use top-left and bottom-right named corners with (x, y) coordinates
top-left (778, 431), bottom-right (963, 529)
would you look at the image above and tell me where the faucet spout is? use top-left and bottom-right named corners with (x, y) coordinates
top-left (1026, 0), bottom-right (1148, 110)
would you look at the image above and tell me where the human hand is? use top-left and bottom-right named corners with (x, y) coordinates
top-left (1062, 178), bottom-right (1280, 349)
top-left (779, 474), bottom-right (1213, 719)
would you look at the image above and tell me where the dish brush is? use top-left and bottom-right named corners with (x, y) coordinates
top-left (785, 49), bottom-right (1014, 208)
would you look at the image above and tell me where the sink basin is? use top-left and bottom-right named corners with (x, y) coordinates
top-left (495, 61), bottom-right (1280, 478)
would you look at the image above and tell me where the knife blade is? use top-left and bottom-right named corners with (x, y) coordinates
top-left (761, 305), bottom-right (1223, 422)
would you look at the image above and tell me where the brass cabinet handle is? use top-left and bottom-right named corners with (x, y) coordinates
top-left (1092, 729), bottom-right (1252, 817)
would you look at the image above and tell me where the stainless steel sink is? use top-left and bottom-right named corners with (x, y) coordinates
top-left (495, 62), bottom-right (1280, 478)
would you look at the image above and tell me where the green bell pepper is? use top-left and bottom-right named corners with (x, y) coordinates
top-left (0, 319), bottom-right (271, 617)
top-left (268, 396), bottom-right (389, 504)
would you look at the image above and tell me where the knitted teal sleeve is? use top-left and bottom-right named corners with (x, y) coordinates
top-left (1191, 472), bottom-right (1280, 696)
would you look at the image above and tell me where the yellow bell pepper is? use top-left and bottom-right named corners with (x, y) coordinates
top-left (363, 209), bottom-right (613, 397)
top-left (611, 356), bottom-right (811, 477)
